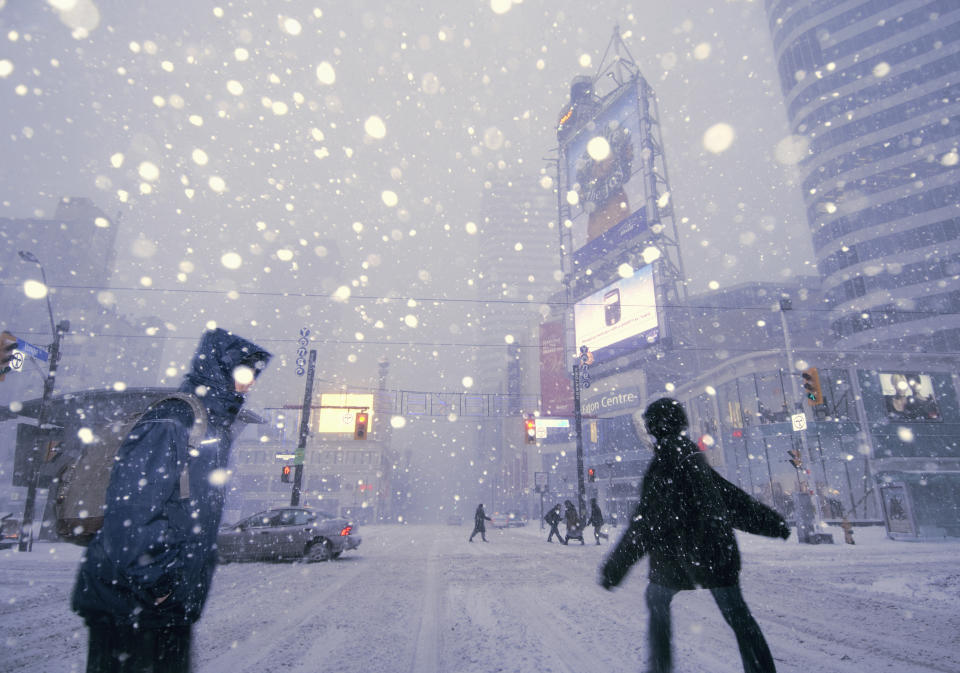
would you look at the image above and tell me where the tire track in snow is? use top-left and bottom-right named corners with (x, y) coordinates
top-left (409, 539), bottom-right (442, 673)
top-left (195, 561), bottom-right (361, 673)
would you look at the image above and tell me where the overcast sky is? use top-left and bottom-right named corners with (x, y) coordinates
top-left (0, 0), bottom-right (813, 407)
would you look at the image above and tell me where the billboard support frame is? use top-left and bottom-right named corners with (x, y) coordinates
top-left (551, 26), bottom-right (686, 378)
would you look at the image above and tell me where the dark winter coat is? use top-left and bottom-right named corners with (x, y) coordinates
top-left (473, 505), bottom-right (491, 532)
top-left (602, 398), bottom-right (788, 591)
top-left (544, 507), bottom-right (562, 527)
top-left (72, 329), bottom-right (270, 629)
top-left (563, 501), bottom-right (582, 535)
top-left (588, 502), bottom-right (604, 527)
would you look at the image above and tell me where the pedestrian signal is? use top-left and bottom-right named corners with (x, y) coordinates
top-left (587, 467), bottom-right (596, 483)
top-left (354, 412), bottom-right (369, 440)
top-left (281, 465), bottom-right (292, 483)
top-left (524, 417), bottom-right (536, 444)
top-left (801, 367), bottom-right (824, 406)
top-left (787, 449), bottom-right (802, 469)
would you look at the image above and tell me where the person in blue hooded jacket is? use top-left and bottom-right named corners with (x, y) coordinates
top-left (72, 328), bottom-right (270, 673)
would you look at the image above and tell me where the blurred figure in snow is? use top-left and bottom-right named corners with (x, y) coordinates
top-left (72, 328), bottom-right (270, 673)
top-left (544, 503), bottom-right (566, 544)
top-left (599, 398), bottom-right (790, 673)
top-left (563, 500), bottom-right (585, 545)
top-left (469, 503), bottom-right (492, 542)
top-left (588, 498), bottom-right (607, 545)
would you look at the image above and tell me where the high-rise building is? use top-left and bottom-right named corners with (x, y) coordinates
top-left (473, 165), bottom-right (561, 510)
top-left (767, 0), bottom-right (960, 351)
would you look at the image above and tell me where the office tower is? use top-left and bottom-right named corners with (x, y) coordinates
top-left (768, 0), bottom-right (960, 351)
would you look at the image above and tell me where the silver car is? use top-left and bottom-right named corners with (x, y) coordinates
top-left (216, 507), bottom-right (361, 563)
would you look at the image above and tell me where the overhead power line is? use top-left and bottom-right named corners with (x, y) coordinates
top-left (3, 281), bottom-right (960, 319)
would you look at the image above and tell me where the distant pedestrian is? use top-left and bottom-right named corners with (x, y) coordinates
top-left (544, 504), bottom-right (566, 544)
top-left (841, 516), bottom-right (855, 545)
top-left (72, 328), bottom-right (271, 673)
top-left (469, 503), bottom-right (492, 542)
top-left (599, 398), bottom-right (790, 673)
top-left (588, 498), bottom-right (607, 545)
top-left (563, 499), bottom-right (585, 545)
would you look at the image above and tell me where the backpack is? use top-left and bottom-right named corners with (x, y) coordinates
top-left (54, 393), bottom-right (208, 545)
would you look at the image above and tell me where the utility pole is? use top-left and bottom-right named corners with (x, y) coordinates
top-left (291, 349), bottom-right (317, 506)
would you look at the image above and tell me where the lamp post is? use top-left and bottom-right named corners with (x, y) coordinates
top-left (17, 250), bottom-right (69, 552)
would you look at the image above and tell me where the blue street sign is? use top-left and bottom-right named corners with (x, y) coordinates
top-left (16, 338), bottom-right (49, 362)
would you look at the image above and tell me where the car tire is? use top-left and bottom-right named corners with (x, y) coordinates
top-left (306, 538), bottom-right (333, 562)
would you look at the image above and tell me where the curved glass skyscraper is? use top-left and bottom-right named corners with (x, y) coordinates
top-left (767, 0), bottom-right (960, 351)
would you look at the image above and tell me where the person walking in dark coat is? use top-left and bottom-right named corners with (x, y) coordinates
top-left (469, 503), bottom-right (492, 542)
top-left (563, 499), bottom-right (585, 545)
top-left (72, 328), bottom-right (271, 673)
top-left (599, 398), bottom-right (790, 673)
top-left (588, 498), bottom-right (607, 545)
top-left (544, 503), bottom-right (566, 544)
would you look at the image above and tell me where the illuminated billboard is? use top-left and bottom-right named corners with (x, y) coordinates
top-left (574, 264), bottom-right (658, 363)
top-left (314, 393), bottom-right (374, 433)
top-left (560, 80), bottom-right (647, 265)
top-left (879, 373), bottom-right (941, 422)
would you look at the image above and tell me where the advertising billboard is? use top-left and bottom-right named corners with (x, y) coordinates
top-left (879, 372), bottom-right (941, 422)
top-left (574, 264), bottom-right (658, 363)
top-left (560, 81), bottom-right (647, 264)
top-left (315, 393), bottom-right (375, 433)
top-left (539, 320), bottom-right (573, 416)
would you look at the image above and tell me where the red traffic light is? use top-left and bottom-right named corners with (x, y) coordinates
top-left (524, 417), bottom-right (536, 444)
top-left (354, 412), bottom-right (369, 440)
top-left (587, 467), bottom-right (596, 482)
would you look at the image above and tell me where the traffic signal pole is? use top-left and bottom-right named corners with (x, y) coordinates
top-left (779, 300), bottom-right (828, 539)
top-left (572, 347), bottom-right (592, 521)
top-left (290, 349), bottom-right (316, 506)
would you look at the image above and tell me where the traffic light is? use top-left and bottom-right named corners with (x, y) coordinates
top-left (354, 412), bottom-right (369, 440)
top-left (788, 449), bottom-right (803, 469)
top-left (587, 467), bottom-right (596, 483)
top-left (524, 417), bottom-right (536, 444)
top-left (0, 331), bottom-right (16, 382)
top-left (801, 367), bottom-right (824, 406)
top-left (281, 465), bottom-right (292, 483)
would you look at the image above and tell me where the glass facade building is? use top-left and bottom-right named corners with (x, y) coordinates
top-left (767, 0), bottom-right (960, 351)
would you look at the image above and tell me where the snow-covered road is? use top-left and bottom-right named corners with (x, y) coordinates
top-left (2, 523), bottom-right (958, 673)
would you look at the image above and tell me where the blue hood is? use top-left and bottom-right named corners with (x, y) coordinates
top-left (178, 328), bottom-right (271, 426)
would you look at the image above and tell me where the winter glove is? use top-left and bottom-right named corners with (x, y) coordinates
top-left (599, 557), bottom-right (630, 590)
top-left (599, 565), bottom-right (617, 591)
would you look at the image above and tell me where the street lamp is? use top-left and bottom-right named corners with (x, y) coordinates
top-left (16, 250), bottom-right (69, 552)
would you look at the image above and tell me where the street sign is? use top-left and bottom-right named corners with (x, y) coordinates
top-left (16, 338), bottom-right (49, 363)
top-left (9, 350), bottom-right (24, 372)
top-left (791, 413), bottom-right (807, 432)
